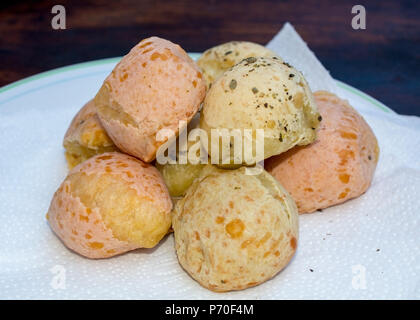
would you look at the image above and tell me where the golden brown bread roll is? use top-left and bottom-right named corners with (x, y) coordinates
top-left (172, 165), bottom-right (299, 292)
top-left (63, 100), bottom-right (117, 169)
top-left (155, 113), bottom-right (207, 197)
top-left (197, 41), bottom-right (281, 88)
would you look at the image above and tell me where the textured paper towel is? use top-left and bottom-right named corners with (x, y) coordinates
top-left (267, 23), bottom-right (340, 94)
top-left (0, 23), bottom-right (419, 299)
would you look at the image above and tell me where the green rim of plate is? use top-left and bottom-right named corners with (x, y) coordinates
top-left (0, 53), bottom-right (393, 114)
top-left (335, 81), bottom-right (392, 113)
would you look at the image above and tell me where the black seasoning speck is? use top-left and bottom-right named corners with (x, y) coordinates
top-left (283, 62), bottom-right (292, 68)
top-left (284, 126), bottom-right (288, 132)
top-left (264, 103), bottom-right (268, 108)
top-left (310, 269), bottom-right (314, 272)
top-left (318, 115), bottom-right (323, 122)
top-left (288, 95), bottom-right (292, 100)
top-left (229, 79), bottom-right (237, 90)
top-left (279, 133), bottom-right (283, 142)
top-left (289, 74), bottom-right (295, 78)
top-left (252, 87), bottom-right (258, 94)
top-left (368, 155), bottom-right (372, 160)
top-left (244, 57), bottom-right (257, 64)
top-left (225, 50), bottom-right (232, 56)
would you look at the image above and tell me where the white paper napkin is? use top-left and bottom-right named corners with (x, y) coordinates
top-left (267, 22), bottom-right (339, 94)
top-left (0, 23), bottom-right (419, 300)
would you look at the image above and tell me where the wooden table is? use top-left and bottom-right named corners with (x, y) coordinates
top-left (1, 0), bottom-right (418, 115)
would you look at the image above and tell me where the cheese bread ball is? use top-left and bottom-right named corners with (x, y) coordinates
top-left (95, 36), bottom-right (206, 162)
top-left (197, 41), bottom-right (281, 88)
top-left (172, 165), bottom-right (299, 292)
top-left (200, 57), bottom-right (321, 166)
top-left (63, 100), bottom-right (118, 169)
top-left (266, 91), bottom-right (379, 214)
top-left (156, 162), bottom-right (206, 198)
top-left (47, 152), bottom-right (172, 258)
top-left (156, 113), bottom-right (207, 197)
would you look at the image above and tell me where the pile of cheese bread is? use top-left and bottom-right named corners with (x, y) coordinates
top-left (47, 37), bottom-right (379, 292)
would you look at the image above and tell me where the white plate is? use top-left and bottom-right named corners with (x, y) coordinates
top-left (0, 54), bottom-right (417, 300)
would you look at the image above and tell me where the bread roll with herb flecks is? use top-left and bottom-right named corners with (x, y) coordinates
top-left (197, 41), bottom-right (281, 88)
top-left (200, 57), bottom-right (321, 166)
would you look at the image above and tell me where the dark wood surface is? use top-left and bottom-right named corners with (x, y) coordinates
top-left (1, 0), bottom-right (419, 115)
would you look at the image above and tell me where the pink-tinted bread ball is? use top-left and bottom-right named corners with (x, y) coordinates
top-left (265, 91), bottom-right (379, 214)
top-left (94, 37), bottom-right (206, 162)
top-left (47, 152), bottom-right (172, 258)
